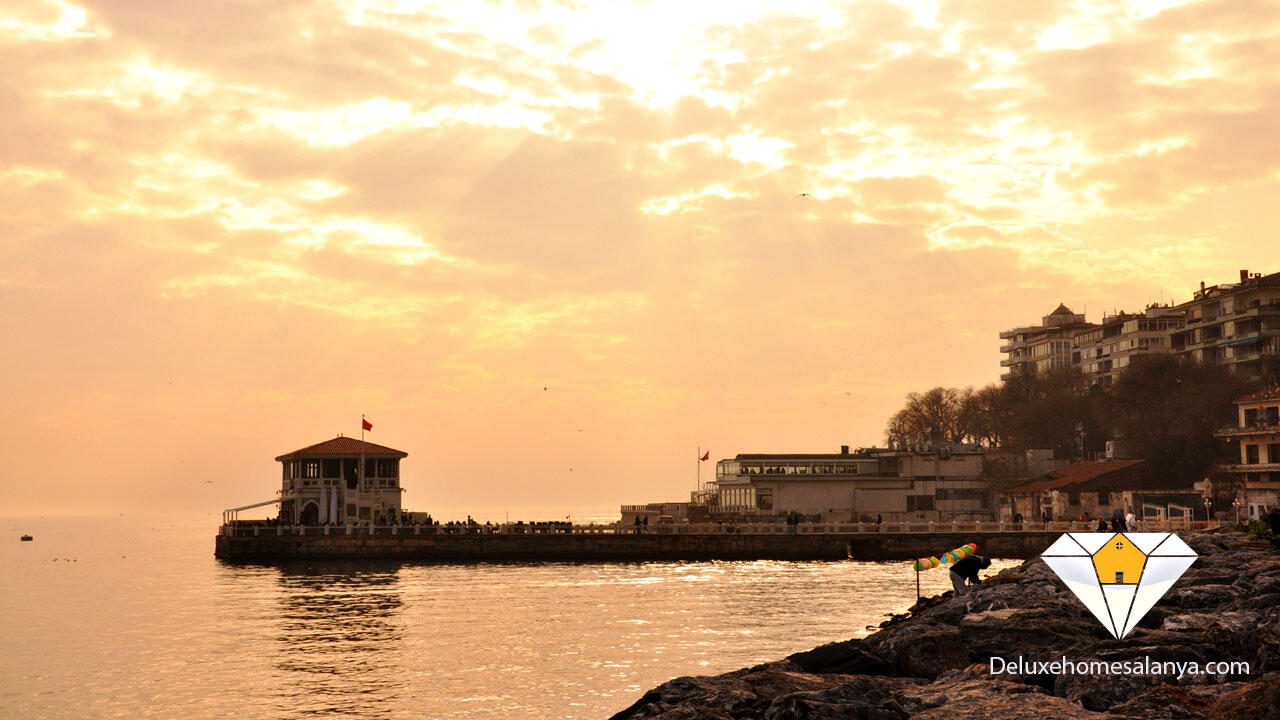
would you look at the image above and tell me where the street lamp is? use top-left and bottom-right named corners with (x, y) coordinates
top-left (1203, 497), bottom-right (1214, 524)
top-left (1232, 498), bottom-right (1242, 526)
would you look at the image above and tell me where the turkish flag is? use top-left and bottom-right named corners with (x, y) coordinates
top-left (700, 450), bottom-right (710, 461)
top-left (362, 418), bottom-right (373, 432)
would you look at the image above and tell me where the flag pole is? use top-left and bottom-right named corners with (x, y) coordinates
top-left (697, 446), bottom-right (701, 495)
top-left (359, 414), bottom-right (366, 524)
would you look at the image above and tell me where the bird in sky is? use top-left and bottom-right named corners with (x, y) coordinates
top-left (795, 193), bottom-right (811, 198)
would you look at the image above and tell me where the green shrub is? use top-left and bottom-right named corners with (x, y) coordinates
top-left (1248, 520), bottom-right (1278, 546)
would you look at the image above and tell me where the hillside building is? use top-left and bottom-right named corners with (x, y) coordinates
top-left (1170, 269), bottom-right (1280, 380)
top-left (1215, 385), bottom-right (1280, 520)
top-left (1074, 305), bottom-right (1184, 387)
top-left (999, 304), bottom-right (1093, 381)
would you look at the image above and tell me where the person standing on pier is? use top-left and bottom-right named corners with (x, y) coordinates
top-left (948, 553), bottom-right (991, 596)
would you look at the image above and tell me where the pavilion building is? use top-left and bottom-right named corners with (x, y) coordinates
top-left (275, 436), bottom-right (408, 525)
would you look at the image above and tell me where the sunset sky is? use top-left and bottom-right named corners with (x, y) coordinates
top-left (3, 0), bottom-right (1279, 520)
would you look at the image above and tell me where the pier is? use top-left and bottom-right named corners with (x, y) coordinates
top-left (214, 518), bottom-right (1217, 563)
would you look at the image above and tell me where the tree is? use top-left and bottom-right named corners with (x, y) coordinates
top-left (996, 367), bottom-right (1089, 457)
top-left (1108, 355), bottom-right (1250, 486)
top-left (956, 385), bottom-right (1004, 447)
top-left (885, 387), bottom-right (961, 447)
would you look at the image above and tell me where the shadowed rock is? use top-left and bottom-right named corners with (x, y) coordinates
top-left (613, 530), bottom-right (1276, 720)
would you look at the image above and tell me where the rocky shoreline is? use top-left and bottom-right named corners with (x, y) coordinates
top-left (611, 530), bottom-right (1280, 719)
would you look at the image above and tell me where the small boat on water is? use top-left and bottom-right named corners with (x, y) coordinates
top-left (20, 535), bottom-right (33, 542)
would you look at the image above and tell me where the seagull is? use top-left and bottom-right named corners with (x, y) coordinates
top-left (795, 193), bottom-right (811, 198)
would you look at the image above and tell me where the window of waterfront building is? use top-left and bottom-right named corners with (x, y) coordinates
top-left (1267, 407), bottom-right (1280, 426)
top-left (906, 495), bottom-right (934, 511)
top-left (365, 458), bottom-right (376, 477)
top-left (1245, 409), bottom-right (1259, 427)
top-left (378, 459), bottom-right (398, 477)
top-left (322, 459), bottom-right (340, 477)
top-left (1268, 444), bottom-right (1280, 464)
top-left (303, 461), bottom-right (320, 478)
top-left (1246, 445), bottom-right (1260, 464)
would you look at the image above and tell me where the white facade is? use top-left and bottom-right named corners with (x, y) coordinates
top-left (277, 437), bottom-right (407, 525)
top-left (710, 445), bottom-right (989, 521)
top-left (1215, 388), bottom-right (1280, 520)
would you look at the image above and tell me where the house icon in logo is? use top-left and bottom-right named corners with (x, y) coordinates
top-left (1042, 532), bottom-right (1197, 639)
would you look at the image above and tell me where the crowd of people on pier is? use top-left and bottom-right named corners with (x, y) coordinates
top-left (237, 512), bottom-right (583, 535)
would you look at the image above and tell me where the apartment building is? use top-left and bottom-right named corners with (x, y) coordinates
top-left (1000, 269), bottom-right (1276, 385)
top-left (1074, 305), bottom-right (1185, 387)
top-left (1170, 269), bottom-right (1280, 380)
top-left (999, 304), bottom-right (1092, 381)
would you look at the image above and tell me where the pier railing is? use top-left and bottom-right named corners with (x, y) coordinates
top-left (219, 518), bottom-right (1222, 538)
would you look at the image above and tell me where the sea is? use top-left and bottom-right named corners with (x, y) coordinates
top-left (1, 516), bottom-right (1018, 719)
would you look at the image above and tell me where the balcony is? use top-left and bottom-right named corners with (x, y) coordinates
top-left (1215, 418), bottom-right (1280, 437)
top-left (1218, 463), bottom-right (1280, 473)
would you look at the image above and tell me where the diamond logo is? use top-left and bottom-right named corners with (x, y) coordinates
top-left (1041, 532), bottom-right (1197, 639)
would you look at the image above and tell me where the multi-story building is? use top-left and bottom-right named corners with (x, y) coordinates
top-left (1170, 269), bottom-right (1280, 379)
top-left (999, 304), bottom-right (1093, 381)
top-left (1074, 305), bottom-right (1185, 387)
top-left (708, 444), bottom-right (988, 521)
top-left (1215, 386), bottom-right (1280, 520)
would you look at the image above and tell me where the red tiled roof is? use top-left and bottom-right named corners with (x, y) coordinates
top-left (275, 436), bottom-right (408, 461)
top-left (1007, 460), bottom-right (1145, 494)
top-left (1237, 384), bottom-right (1280, 403)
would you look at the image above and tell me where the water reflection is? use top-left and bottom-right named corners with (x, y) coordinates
top-left (273, 562), bottom-right (405, 719)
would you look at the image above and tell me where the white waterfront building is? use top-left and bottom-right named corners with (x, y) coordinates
top-left (708, 444), bottom-right (988, 522)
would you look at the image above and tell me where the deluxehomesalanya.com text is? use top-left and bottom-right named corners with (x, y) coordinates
top-left (990, 656), bottom-right (1250, 677)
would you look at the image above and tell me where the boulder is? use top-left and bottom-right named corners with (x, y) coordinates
top-left (761, 676), bottom-right (912, 719)
top-left (1164, 584), bottom-right (1243, 609)
top-left (785, 639), bottom-right (890, 676)
top-left (609, 668), bottom-right (844, 719)
top-left (1109, 683), bottom-right (1249, 719)
top-left (862, 621), bottom-right (968, 679)
top-left (906, 677), bottom-right (1104, 720)
top-left (1206, 673), bottom-right (1280, 720)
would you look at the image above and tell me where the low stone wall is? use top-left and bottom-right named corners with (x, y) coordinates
top-left (214, 530), bottom-right (1060, 563)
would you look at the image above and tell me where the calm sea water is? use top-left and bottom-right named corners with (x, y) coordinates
top-left (1, 517), bottom-right (1015, 719)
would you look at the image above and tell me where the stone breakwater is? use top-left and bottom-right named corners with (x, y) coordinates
top-left (214, 529), bottom-right (1062, 562)
top-left (611, 530), bottom-right (1280, 720)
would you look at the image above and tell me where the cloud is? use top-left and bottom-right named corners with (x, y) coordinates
top-left (3, 0), bottom-right (1280, 516)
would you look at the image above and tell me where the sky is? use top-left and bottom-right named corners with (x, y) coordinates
top-left (3, 0), bottom-right (1279, 521)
